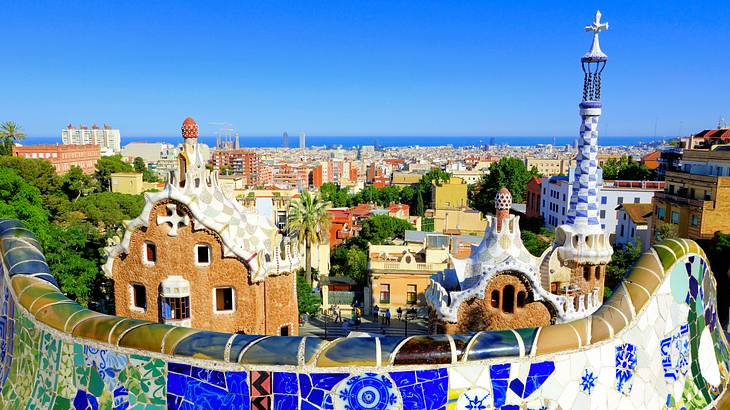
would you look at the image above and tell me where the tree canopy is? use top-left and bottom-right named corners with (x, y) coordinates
top-left (287, 191), bottom-right (331, 284)
top-left (471, 157), bottom-right (540, 214)
top-left (0, 121), bottom-right (26, 156)
top-left (601, 156), bottom-right (652, 180)
top-left (95, 154), bottom-right (134, 190)
top-left (359, 214), bottom-right (413, 244)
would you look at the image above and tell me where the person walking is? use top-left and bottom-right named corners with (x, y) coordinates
top-left (373, 305), bottom-right (379, 319)
top-left (385, 308), bottom-right (391, 326)
top-left (396, 307), bottom-right (402, 320)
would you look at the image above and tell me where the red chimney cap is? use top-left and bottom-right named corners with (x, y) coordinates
top-left (182, 117), bottom-right (199, 139)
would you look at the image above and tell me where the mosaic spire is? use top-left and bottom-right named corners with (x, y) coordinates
top-left (565, 10), bottom-right (608, 234)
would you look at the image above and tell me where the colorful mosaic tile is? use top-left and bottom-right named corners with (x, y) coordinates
top-left (334, 373), bottom-right (399, 410)
top-left (615, 343), bottom-right (637, 395)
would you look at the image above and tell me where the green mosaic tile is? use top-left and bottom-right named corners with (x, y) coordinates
top-left (10, 274), bottom-right (54, 296)
top-left (108, 318), bottom-right (151, 346)
top-left (64, 309), bottom-right (105, 334)
top-left (654, 245), bottom-right (677, 271)
top-left (72, 315), bottom-right (125, 343)
top-left (118, 324), bottom-right (171, 353)
top-left (16, 282), bottom-right (58, 309)
top-left (663, 239), bottom-right (686, 259)
top-left (28, 291), bottom-right (70, 315)
top-left (34, 301), bottom-right (87, 332)
top-left (161, 327), bottom-right (204, 356)
top-left (51, 397), bottom-right (70, 409)
top-left (121, 354), bottom-right (166, 406)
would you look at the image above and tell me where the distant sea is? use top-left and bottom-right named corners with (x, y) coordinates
top-left (23, 135), bottom-right (661, 148)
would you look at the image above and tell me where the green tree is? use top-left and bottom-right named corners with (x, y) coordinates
top-left (296, 269), bottom-right (322, 315)
top-left (62, 165), bottom-right (96, 200)
top-left (133, 157), bottom-right (146, 173)
top-left (319, 182), bottom-right (338, 201)
top-left (287, 191), bottom-right (331, 284)
top-left (344, 247), bottom-right (368, 287)
top-left (601, 156), bottom-right (651, 180)
top-left (471, 157), bottom-right (539, 214)
top-left (360, 214), bottom-right (413, 244)
top-left (606, 241), bottom-right (642, 290)
top-left (0, 121), bottom-right (26, 155)
top-left (94, 154), bottom-right (133, 190)
top-left (72, 192), bottom-right (144, 235)
top-left (521, 230), bottom-right (551, 257)
top-left (656, 224), bottom-right (678, 242)
top-left (415, 188), bottom-right (425, 216)
top-left (0, 168), bottom-right (52, 244)
top-left (44, 224), bottom-right (101, 306)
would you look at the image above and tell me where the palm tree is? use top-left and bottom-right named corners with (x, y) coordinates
top-left (0, 121), bottom-right (26, 156)
top-left (287, 190), bottom-right (331, 285)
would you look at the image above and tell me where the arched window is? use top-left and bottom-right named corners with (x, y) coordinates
top-left (583, 265), bottom-right (592, 281)
top-left (502, 285), bottom-right (515, 313)
top-left (516, 291), bottom-right (526, 308)
top-left (490, 290), bottom-right (500, 308)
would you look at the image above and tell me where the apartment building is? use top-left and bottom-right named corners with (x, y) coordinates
top-left (62, 123), bottom-right (121, 153)
top-left (652, 146), bottom-right (730, 242)
top-left (12, 143), bottom-right (100, 174)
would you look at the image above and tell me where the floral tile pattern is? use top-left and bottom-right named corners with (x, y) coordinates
top-left (1, 222), bottom-right (730, 410)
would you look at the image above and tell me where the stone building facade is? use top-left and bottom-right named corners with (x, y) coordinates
top-left (103, 117), bottom-right (301, 336)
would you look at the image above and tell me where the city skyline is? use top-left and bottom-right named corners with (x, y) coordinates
top-left (2, 2), bottom-right (729, 138)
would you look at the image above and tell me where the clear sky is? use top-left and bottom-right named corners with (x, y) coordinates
top-left (3, 1), bottom-right (729, 138)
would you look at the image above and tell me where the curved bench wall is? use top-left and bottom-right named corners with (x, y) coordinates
top-left (0, 219), bottom-right (728, 409)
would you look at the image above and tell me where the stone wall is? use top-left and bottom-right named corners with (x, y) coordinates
top-left (0, 219), bottom-right (728, 409)
top-left (111, 201), bottom-right (298, 335)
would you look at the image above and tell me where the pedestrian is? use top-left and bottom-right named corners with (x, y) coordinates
top-left (373, 305), bottom-right (379, 319)
top-left (385, 308), bottom-right (391, 326)
top-left (396, 307), bottom-right (402, 320)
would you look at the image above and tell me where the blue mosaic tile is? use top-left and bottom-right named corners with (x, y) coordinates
top-left (167, 362), bottom-right (191, 376)
top-left (421, 377), bottom-right (448, 409)
top-left (615, 343), bottom-right (637, 396)
top-left (580, 369), bottom-right (597, 395)
top-left (398, 384), bottom-right (426, 409)
top-left (241, 336), bottom-right (302, 366)
top-left (490, 363), bottom-right (511, 408)
top-left (274, 372), bottom-right (298, 394)
top-left (172, 331), bottom-right (231, 361)
top-left (225, 371), bottom-right (249, 395)
top-left (524, 361), bottom-right (555, 398)
top-left (228, 334), bottom-right (264, 362)
top-left (274, 394), bottom-right (298, 410)
top-left (390, 370), bottom-right (417, 387)
top-left (310, 373), bottom-right (348, 390)
top-left (334, 373), bottom-right (399, 410)
top-left (466, 330), bottom-right (521, 361)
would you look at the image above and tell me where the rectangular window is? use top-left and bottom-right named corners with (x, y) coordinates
top-left (196, 244), bottom-right (211, 265)
top-left (657, 207), bottom-right (666, 220)
top-left (634, 197), bottom-right (640, 203)
top-left (691, 215), bottom-right (699, 226)
top-left (280, 325), bottom-right (289, 336)
top-left (704, 190), bottom-right (712, 200)
top-left (162, 297), bottom-right (190, 320)
top-left (379, 284), bottom-right (390, 304)
top-left (214, 287), bottom-right (235, 312)
top-left (620, 225), bottom-right (625, 236)
top-left (601, 196), bottom-right (607, 204)
top-left (406, 284), bottom-right (417, 305)
top-left (671, 211), bottom-right (680, 224)
top-left (131, 284), bottom-right (146, 309)
top-left (600, 210), bottom-right (606, 219)
top-left (144, 242), bottom-right (156, 263)
top-left (617, 197), bottom-right (624, 204)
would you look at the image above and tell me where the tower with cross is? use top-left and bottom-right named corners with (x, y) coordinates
top-left (552, 11), bottom-right (614, 302)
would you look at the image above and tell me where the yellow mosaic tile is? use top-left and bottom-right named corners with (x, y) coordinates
top-left (10, 275), bottom-right (55, 297)
top-left (34, 301), bottom-right (86, 332)
top-left (602, 284), bottom-right (635, 322)
top-left (72, 315), bottom-right (126, 343)
top-left (534, 323), bottom-right (581, 355)
top-left (633, 251), bottom-right (664, 280)
top-left (118, 323), bottom-right (172, 353)
top-left (107, 318), bottom-right (151, 346)
top-left (624, 281), bottom-right (651, 312)
top-left (161, 327), bottom-right (201, 355)
top-left (28, 291), bottom-right (70, 315)
top-left (625, 265), bottom-right (662, 294)
top-left (591, 304), bottom-right (628, 342)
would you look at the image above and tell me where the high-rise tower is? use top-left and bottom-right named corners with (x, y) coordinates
top-left (553, 11), bottom-right (613, 296)
top-left (282, 132), bottom-right (289, 148)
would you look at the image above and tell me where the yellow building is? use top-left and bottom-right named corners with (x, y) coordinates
top-left (391, 172), bottom-right (423, 187)
top-left (652, 148), bottom-right (730, 242)
top-left (428, 208), bottom-right (488, 235)
top-left (431, 177), bottom-right (468, 210)
top-left (110, 172), bottom-right (143, 194)
top-left (523, 157), bottom-right (571, 176)
top-left (368, 239), bottom-right (450, 310)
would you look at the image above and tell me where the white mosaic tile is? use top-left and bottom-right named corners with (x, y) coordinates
top-left (698, 326), bottom-right (721, 386)
top-left (557, 380), bottom-right (579, 409)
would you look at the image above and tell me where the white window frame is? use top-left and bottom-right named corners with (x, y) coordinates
top-left (129, 283), bottom-right (147, 312)
top-left (195, 244), bottom-right (212, 266)
top-left (213, 287), bottom-right (236, 314)
top-left (142, 241), bottom-right (156, 266)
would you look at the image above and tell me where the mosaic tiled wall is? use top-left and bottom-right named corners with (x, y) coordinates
top-left (0, 219), bottom-right (729, 409)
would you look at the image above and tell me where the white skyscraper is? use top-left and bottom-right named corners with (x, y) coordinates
top-left (62, 123), bottom-right (121, 153)
top-left (299, 132), bottom-right (306, 149)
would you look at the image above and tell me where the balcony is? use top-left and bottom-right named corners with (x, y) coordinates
top-left (654, 191), bottom-right (712, 209)
top-left (369, 260), bottom-right (447, 272)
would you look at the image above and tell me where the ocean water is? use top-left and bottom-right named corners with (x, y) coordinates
top-left (23, 135), bottom-right (659, 148)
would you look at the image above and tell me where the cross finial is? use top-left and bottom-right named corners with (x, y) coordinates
top-left (583, 10), bottom-right (608, 60)
top-left (585, 10), bottom-right (608, 35)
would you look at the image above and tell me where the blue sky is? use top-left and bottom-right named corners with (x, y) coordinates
top-left (3, 1), bottom-right (729, 138)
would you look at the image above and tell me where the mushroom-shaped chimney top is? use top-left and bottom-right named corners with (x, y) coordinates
top-left (182, 117), bottom-right (199, 139)
top-left (495, 187), bottom-right (512, 210)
